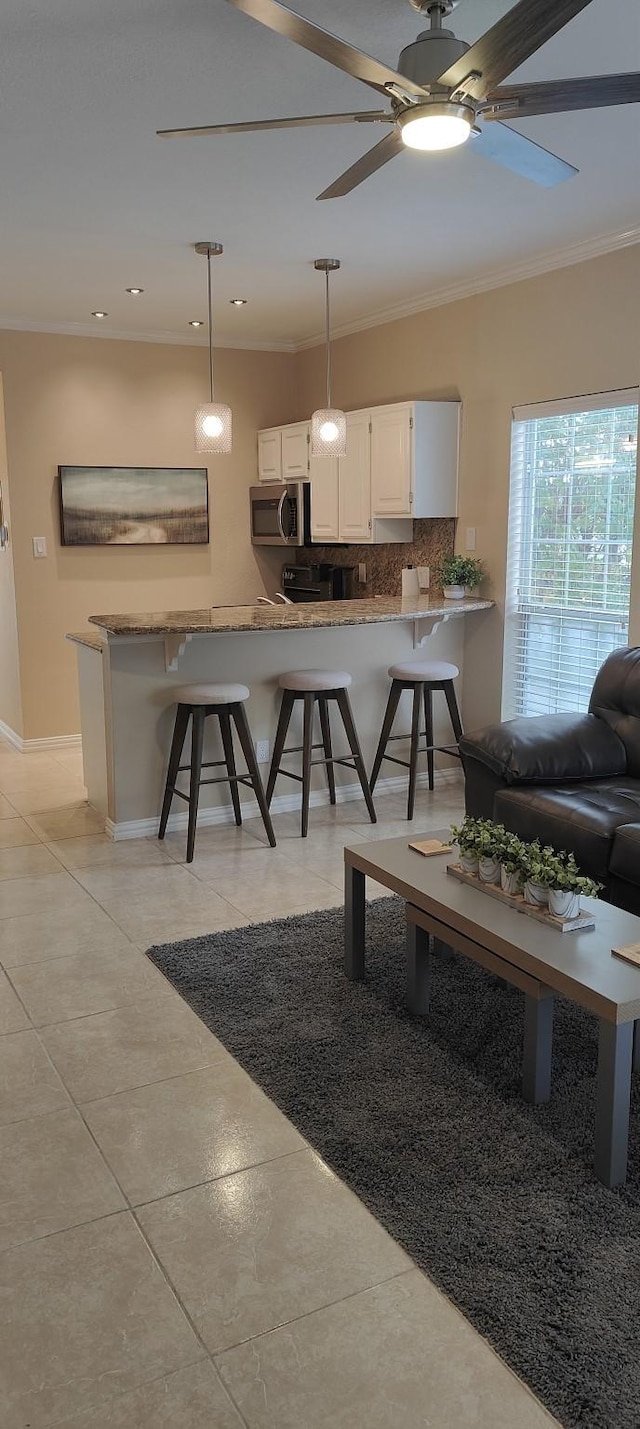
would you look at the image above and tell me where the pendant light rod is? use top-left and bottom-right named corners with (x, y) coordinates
top-left (314, 258), bottom-right (340, 412)
top-left (195, 241), bottom-right (223, 403)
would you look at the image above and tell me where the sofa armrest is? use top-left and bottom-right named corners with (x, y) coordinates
top-left (460, 713), bottom-right (627, 785)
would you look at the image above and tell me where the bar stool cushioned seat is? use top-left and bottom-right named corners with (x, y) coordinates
top-left (173, 683), bottom-right (250, 705)
top-left (158, 682), bottom-right (275, 862)
top-left (371, 660), bottom-right (463, 818)
top-left (279, 670), bottom-right (352, 692)
top-left (267, 669), bottom-right (375, 836)
top-left (389, 660), bottom-right (459, 683)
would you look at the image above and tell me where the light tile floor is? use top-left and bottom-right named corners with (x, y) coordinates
top-left (0, 738), bottom-right (558, 1428)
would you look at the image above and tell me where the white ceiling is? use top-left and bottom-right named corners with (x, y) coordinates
top-left (0, 0), bottom-right (638, 348)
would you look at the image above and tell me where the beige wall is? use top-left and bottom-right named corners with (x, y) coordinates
top-left (3, 243), bottom-right (639, 741)
top-left (297, 244), bottom-right (640, 731)
top-left (0, 331), bottom-right (298, 738)
top-left (0, 376), bottom-right (23, 736)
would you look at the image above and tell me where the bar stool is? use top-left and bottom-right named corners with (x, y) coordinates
top-left (370, 660), bottom-right (463, 819)
top-left (266, 670), bottom-right (377, 837)
top-left (158, 683), bottom-right (276, 863)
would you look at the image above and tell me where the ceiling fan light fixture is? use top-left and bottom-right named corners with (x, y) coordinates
top-left (194, 240), bottom-right (232, 454)
top-left (399, 101), bottom-right (474, 151)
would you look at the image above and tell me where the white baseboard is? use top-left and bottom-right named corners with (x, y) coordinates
top-left (0, 718), bottom-right (82, 754)
top-left (106, 768), bottom-right (463, 842)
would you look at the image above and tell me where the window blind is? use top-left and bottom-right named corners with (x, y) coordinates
top-left (502, 392), bottom-right (639, 719)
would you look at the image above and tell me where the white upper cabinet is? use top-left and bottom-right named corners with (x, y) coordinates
top-left (338, 411), bottom-right (371, 543)
top-left (257, 422), bottom-right (309, 482)
top-left (257, 428), bottom-right (282, 483)
top-left (309, 452), bottom-right (340, 542)
top-left (281, 423), bottom-right (310, 478)
top-left (370, 401), bottom-right (459, 519)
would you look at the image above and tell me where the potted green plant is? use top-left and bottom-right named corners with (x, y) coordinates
top-left (436, 554), bottom-right (485, 600)
top-left (451, 815), bottom-right (481, 875)
top-left (548, 853), bottom-right (602, 919)
top-left (522, 843), bottom-right (559, 909)
top-left (499, 831), bottom-right (527, 896)
top-left (475, 818), bottom-right (502, 884)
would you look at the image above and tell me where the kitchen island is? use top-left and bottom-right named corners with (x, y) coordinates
top-left (68, 596), bottom-right (492, 838)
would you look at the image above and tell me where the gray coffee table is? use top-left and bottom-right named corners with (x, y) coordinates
top-left (344, 837), bottom-right (640, 1188)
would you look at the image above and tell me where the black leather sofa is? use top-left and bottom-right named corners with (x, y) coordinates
top-left (460, 646), bottom-right (640, 914)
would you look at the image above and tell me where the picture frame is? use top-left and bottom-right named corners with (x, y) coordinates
top-left (58, 465), bottom-right (209, 546)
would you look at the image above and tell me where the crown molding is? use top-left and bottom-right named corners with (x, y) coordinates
top-left (0, 226), bottom-right (637, 355)
top-left (295, 225), bottom-right (640, 351)
top-left (0, 316), bottom-right (297, 353)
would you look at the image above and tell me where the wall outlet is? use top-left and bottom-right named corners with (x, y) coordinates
top-left (256, 739), bottom-right (270, 764)
top-left (465, 527), bottom-right (476, 552)
top-left (417, 565), bottom-right (430, 591)
top-left (358, 562), bottom-right (367, 584)
top-left (32, 536), bottom-right (47, 558)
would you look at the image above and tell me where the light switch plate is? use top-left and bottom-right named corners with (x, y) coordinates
top-left (32, 536), bottom-right (47, 558)
top-left (358, 562), bottom-right (367, 584)
top-left (465, 527), bottom-right (476, 552)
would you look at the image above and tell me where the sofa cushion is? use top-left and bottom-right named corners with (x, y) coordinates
top-left (609, 823), bottom-right (640, 885)
top-left (590, 646), bottom-right (640, 777)
top-left (494, 778), bottom-right (640, 884)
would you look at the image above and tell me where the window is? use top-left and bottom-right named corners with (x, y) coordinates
top-left (503, 391), bottom-right (639, 719)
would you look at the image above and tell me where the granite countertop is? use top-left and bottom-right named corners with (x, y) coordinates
top-left (86, 596), bottom-right (493, 637)
top-left (66, 631), bottom-right (105, 651)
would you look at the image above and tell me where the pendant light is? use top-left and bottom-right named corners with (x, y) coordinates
top-left (194, 241), bottom-right (232, 454)
top-left (311, 258), bottom-right (346, 458)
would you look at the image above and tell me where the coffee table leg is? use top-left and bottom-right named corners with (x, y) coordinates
top-left (522, 993), bottom-right (554, 1104)
top-left (406, 915), bottom-right (432, 1016)
top-left (594, 1020), bottom-right (633, 1187)
top-left (344, 863), bottom-right (366, 980)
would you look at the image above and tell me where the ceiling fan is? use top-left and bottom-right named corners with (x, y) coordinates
top-left (158, 0), bottom-right (640, 198)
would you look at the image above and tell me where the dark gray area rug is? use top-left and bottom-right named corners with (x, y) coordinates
top-left (147, 898), bottom-right (640, 1429)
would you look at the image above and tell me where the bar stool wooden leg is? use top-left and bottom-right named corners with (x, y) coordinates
top-left (230, 702), bottom-right (277, 848)
top-left (158, 703), bottom-right (190, 840)
top-left (407, 684), bottom-right (423, 820)
top-left (423, 685), bottom-right (435, 791)
top-left (301, 692), bottom-right (315, 838)
top-left (266, 689), bottom-right (295, 805)
top-left (187, 708), bottom-right (205, 863)
top-left (318, 696), bottom-right (336, 805)
top-left (443, 679), bottom-right (463, 746)
top-left (336, 688), bottom-right (377, 824)
top-left (370, 680), bottom-right (402, 792)
top-left (219, 708), bottom-right (242, 826)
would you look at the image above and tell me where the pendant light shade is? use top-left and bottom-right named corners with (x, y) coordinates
top-left (194, 241), bottom-right (232, 454)
top-left (311, 259), bottom-right (346, 458)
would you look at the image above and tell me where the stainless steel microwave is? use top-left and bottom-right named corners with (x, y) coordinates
top-left (250, 482), bottom-right (311, 547)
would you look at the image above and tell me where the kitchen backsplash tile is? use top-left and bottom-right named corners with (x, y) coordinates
top-left (297, 518), bottom-right (456, 597)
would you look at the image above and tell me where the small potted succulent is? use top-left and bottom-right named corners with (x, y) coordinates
top-left (548, 853), bottom-right (602, 918)
top-left (521, 843), bottom-right (559, 908)
top-left (475, 818), bottom-right (502, 884)
top-left (499, 831), bottom-right (527, 896)
top-left (451, 815), bottom-right (480, 875)
top-left (437, 554), bottom-right (485, 600)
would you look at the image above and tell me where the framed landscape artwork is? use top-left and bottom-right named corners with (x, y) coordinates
top-left (58, 466), bottom-right (209, 545)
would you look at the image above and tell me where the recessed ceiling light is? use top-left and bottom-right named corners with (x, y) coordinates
top-left (189, 319), bottom-right (204, 327)
top-left (230, 297), bottom-right (247, 307)
top-left (126, 287), bottom-right (144, 295)
top-left (91, 311), bottom-right (108, 318)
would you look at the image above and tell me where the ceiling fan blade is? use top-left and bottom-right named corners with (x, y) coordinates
top-left (225, 0), bottom-right (427, 99)
top-left (471, 120), bottom-right (577, 186)
top-left (483, 72), bottom-right (640, 120)
top-left (316, 129), bottom-right (404, 200)
top-left (157, 111), bottom-right (393, 138)
top-left (437, 0), bottom-right (594, 100)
